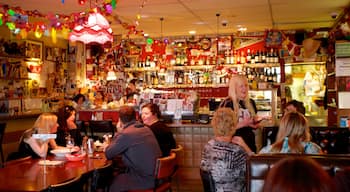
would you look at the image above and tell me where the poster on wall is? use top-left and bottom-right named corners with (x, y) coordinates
top-left (335, 58), bottom-right (350, 77)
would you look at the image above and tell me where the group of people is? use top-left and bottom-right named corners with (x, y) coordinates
top-left (200, 74), bottom-right (326, 191)
top-left (9, 99), bottom-right (176, 192)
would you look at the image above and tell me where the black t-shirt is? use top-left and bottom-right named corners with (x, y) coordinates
top-left (148, 121), bottom-right (176, 157)
top-left (219, 98), bottom-right (258, 153)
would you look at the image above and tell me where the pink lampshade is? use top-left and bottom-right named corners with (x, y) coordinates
top-left (69, 11), bottom-right (113, 44)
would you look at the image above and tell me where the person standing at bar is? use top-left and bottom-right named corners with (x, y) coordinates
top-left (105, 105), bottom-right (161, 192)
top-left (141, 103), bottom-right (176, 157)
top-left (219, 74), bottom-right (260, 153)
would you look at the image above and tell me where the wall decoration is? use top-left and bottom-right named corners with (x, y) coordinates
top-left (45, 46), bottom-right (67, 62)
top-left (26, 40), bottom-right (43, 60)
top-left (265, 30), bottom-right (282, 48)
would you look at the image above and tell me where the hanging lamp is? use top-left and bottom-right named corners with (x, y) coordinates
top-left (69, 8), bottom-right (113, 44)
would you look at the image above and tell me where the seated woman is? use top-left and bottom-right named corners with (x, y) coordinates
top-left (141, 103), bottom-right (176, 157)
top-left (260, 111), bottom-right (322, 154)
top-left (56, 105), bottom-right (83, 147)
top-left (72, 93), bottom-right (86, 110)
top-left (17, 113), bottom-right (63, 158)
top-left (200, 107), bottom-right (249, 192)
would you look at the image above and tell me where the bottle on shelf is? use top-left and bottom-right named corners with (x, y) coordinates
top-left (246, 49), bottom-right (252, 64)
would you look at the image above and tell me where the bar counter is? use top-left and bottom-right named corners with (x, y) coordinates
top-left (167, 122), bottom-right (213, 168)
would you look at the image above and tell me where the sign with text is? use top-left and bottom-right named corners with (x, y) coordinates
top-left (336, 58), bottom-right (350, 77)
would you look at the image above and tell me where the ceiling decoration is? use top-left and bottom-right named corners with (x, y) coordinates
top-left (69, 8), bottom-right (113, 44)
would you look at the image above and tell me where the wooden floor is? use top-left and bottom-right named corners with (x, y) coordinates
top-left (172, 167), bottom-right (204, 192)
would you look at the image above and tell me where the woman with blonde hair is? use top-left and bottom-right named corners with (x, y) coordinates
top-left (200, 107), bottom-right (249, 192)
top-left (219, 74), bottom-right (260, 152)
top-left (17, 113), bottom-right (63, 158)
top-left (260, 111), bottom-right (322, 154)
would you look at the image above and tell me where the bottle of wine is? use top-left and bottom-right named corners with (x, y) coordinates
top-left (246, 49), bottom-right (251, 64)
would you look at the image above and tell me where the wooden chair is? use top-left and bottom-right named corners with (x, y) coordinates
top-left (91, 162), bottom-right (114, 192)
top-left (89, 120), bottom-right (115, 141)
top-left (129, 152), bottom-right (178, 192)
top-left (171, 145), bottom-right (183, 191)
top-left (45, 175), bottom-right (84, 192)
top-left (0, 122), bottom-right (6, 165)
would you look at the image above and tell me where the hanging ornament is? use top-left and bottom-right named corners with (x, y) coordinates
top-left (34, 25), bottom-right (43, 38)
top-left (61, 27), bottom-right (70, 39)
top-left (20, 29), bottom-right (28, 39)
top-left (146, 38), bottom-right (153, 45)
top-left (51, 28), bottom-right (57, 44)
top-left (0, 18), bottom-right (3, 26)
top-left (111, 0), bottom-right (117, 9)
top-left (105, 4), bottom-right (113, 14)
top-left (78, 0), bottom-right (87, 5)
top-left (61, 0), bottom-right (65, 3)
top-left (8, 9), bottom-right (15, 16)
top-left (6, 22), bottom-right (16, 30)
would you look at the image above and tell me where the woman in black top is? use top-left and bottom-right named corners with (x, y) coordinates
top-left (56, 105), bottom-right (82, 147)
top-left (141, 103), bottom-right (176, 157)
top-left (219, 74), bottom-right (260, 153)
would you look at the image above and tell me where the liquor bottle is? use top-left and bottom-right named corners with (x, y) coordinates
top-left (272, 67), bottom-right (278, 83)
top-left (261, 51), bottom-right (266, 63)
top-left (230, 50), bottom-right (235, 64)
top-left (267, 68), bottom-right (273, 82)
top-left (235, 51), bottom-right (241, 64)
top-left (240, 51), bottom-right (246, 64)
top-left (246, 49), bottom-right (251, 64)
top-left (145, 56), bottom-right (150, 67)
top-left (273, 50), bottom-right (279, 64)
top-left (254, 50), bottom-right (259, 63)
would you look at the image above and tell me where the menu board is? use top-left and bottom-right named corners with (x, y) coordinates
top-left (335, 42), bottom-right (350, 58)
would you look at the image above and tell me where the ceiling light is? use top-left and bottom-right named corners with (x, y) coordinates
top-left (189, 30), bottom-right (196, 35)
top-left (69, 8), bottom-right (113, 44)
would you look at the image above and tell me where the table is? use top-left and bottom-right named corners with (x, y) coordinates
top-left (0, 152), bottom-right (110, 192)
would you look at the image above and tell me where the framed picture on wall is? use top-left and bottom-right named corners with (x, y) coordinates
top-left (265, 30), bottom-right (283, 48)
top-left (26, 40), bottom-right (43, 60)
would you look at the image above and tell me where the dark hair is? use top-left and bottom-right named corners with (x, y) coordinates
top-left (129, 79), bottom-right (137, 85)
top-left (286, 100), bottom-right (306, 115)
top-left (263, 157), bottom-right (334, 192)
top-left (119, 105), bottom-right (136, 124)
top-left (141, 103), bottom-right (161, 118)
top-left (73, 94), bottom-right (86, 103)
top-left (57, 105), bottom-right (76, 132)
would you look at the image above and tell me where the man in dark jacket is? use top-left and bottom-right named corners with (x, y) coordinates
top-left (105, 106), bottom-right (161, 191)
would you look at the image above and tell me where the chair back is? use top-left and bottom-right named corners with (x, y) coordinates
top-left (155, 152), bottom-right (177, 180)
top-left (91, 162), bottom-right (114, 192)
top-left (46, 175), bottom-right (84, 192)
top-left (247, 154), bottom-right (350, 192)
top-left (199, 169), bottom-right (215, 192)
top-left (171, 144), bottom-right (183, 166)
top-left (0, 122), bottom-right (6, 165)
top-left (127, 153), bottom-right (178, 192)
top-left (4, 156), bottom-right (31, 167)
top-left (89, 120), bottom-right (115, 140)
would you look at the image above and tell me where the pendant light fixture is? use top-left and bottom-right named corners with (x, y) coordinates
top-left (69, 5), bottom-right (113, 44)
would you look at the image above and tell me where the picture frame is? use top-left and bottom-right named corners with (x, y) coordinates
top-left (25, 40), bottom-right (43, 60)
top-left (45, 46), bottom-right (67, 62)
top-left (265, 30), bottom-right (283, 48)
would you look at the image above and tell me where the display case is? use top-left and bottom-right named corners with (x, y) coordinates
top-left (249, 89), bottom-right (278, 126)
top-left (284, 61), bottom-right (327, 126)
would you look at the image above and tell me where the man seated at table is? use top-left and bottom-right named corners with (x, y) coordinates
top-left (105, 105), bottom-right (162, 192)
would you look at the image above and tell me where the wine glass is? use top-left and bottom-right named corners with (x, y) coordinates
top-left (66, 137), bottom-right (75, 152)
